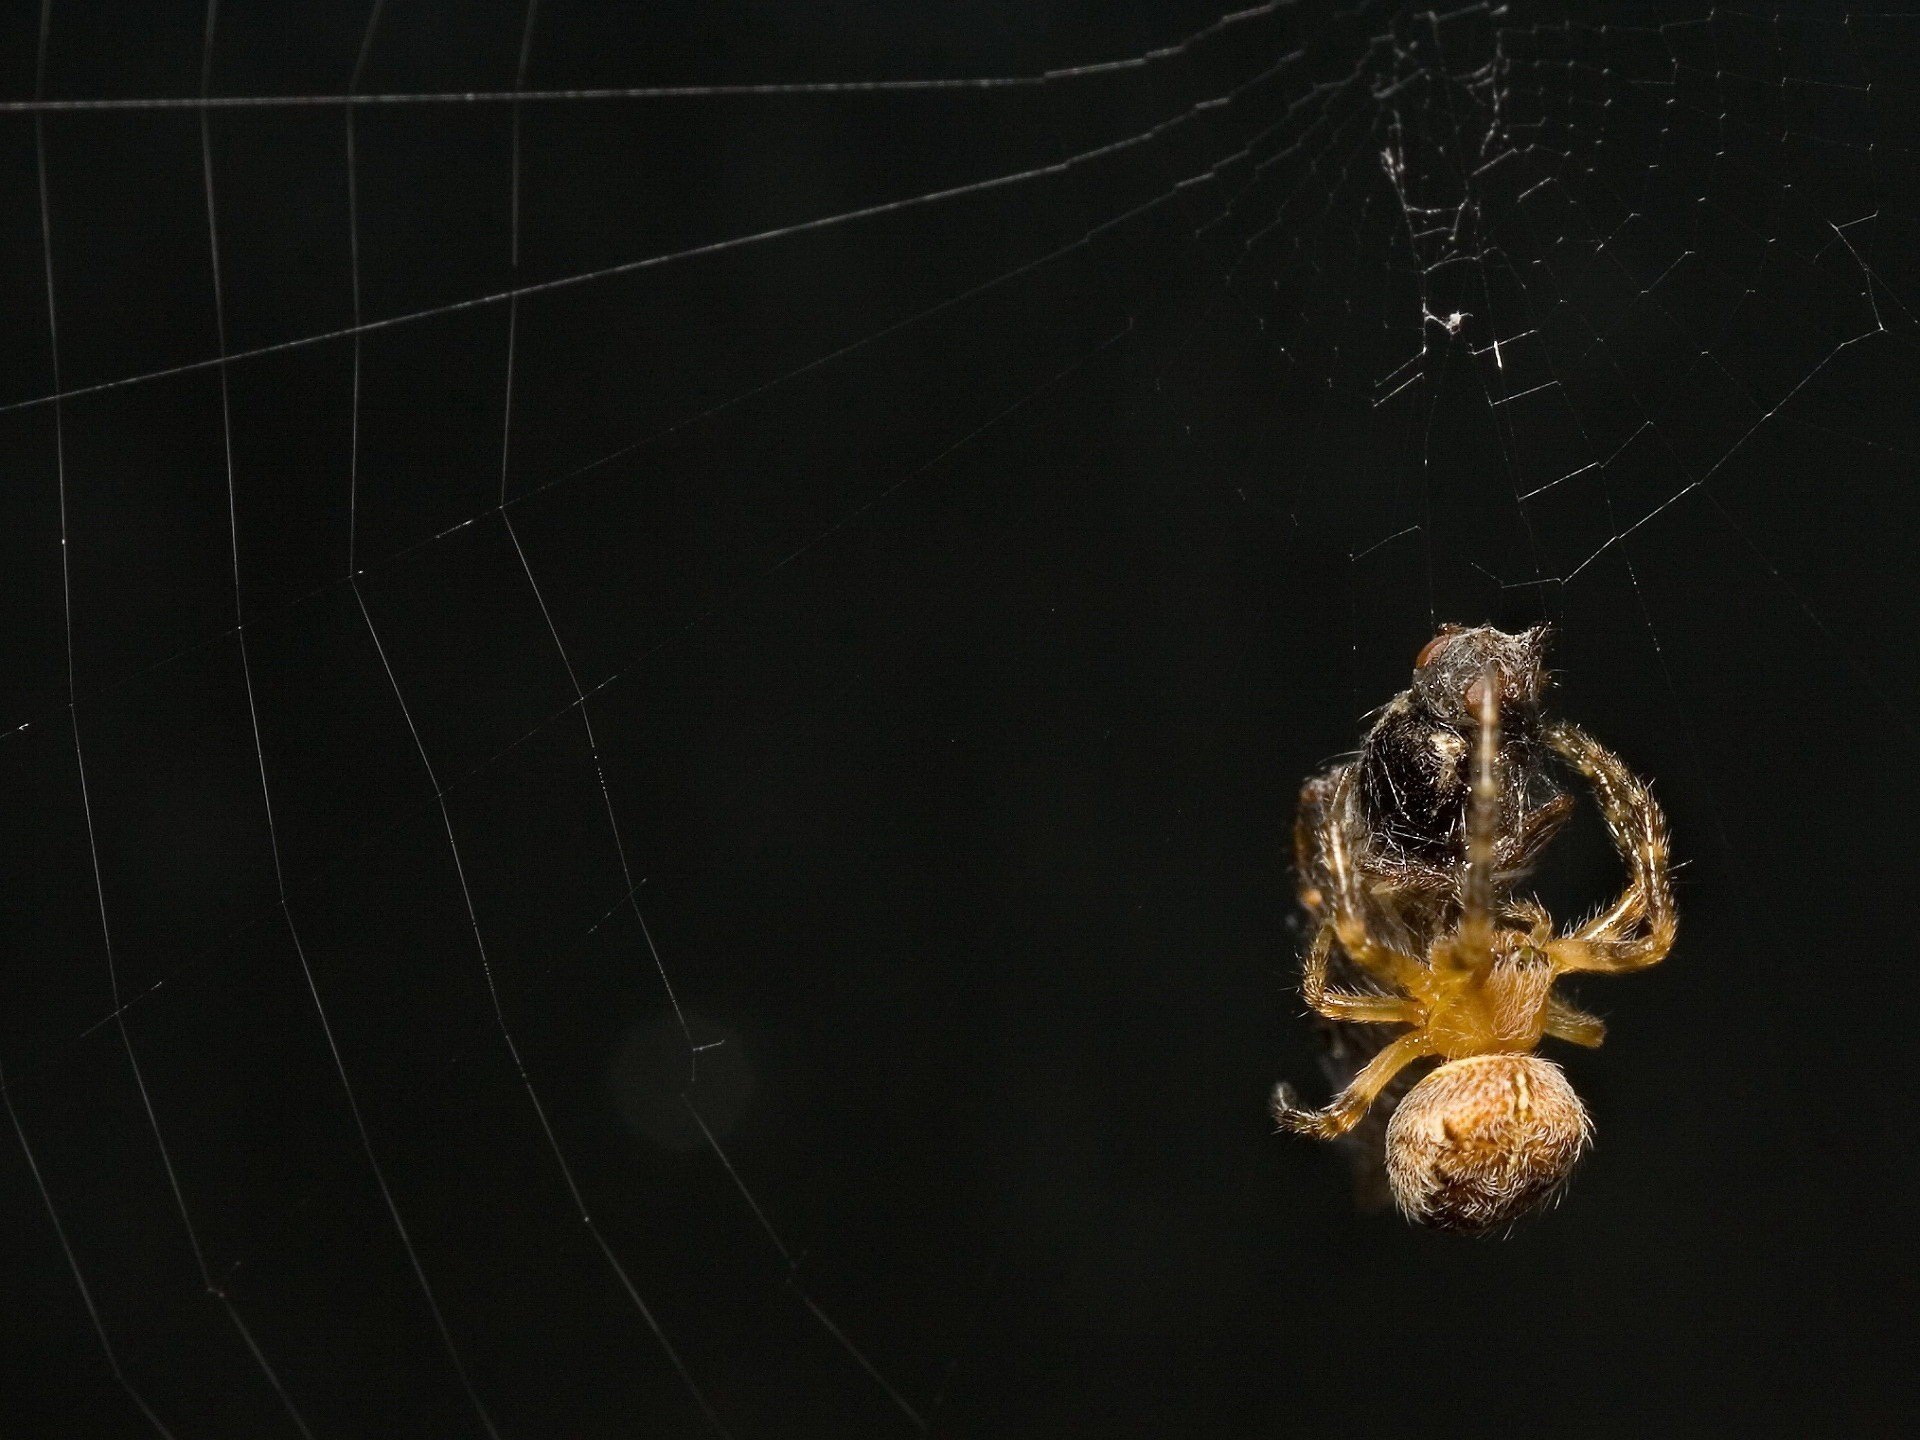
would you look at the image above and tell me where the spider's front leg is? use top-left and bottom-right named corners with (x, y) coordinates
top-left (1292, 770), bottom-right (1341, 915)
top-left (1317, 774), bottom-right (1428, 992)
top-left (1273, 1030), bottom-right (1435, 1139)
top-left (1447, 664), bottom-right (1505, 968)
top-left (1544, 721), bottom-right (1676, 975)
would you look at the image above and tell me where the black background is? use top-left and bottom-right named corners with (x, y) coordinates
top-left (2, 2), bottom-right (1917, 1436)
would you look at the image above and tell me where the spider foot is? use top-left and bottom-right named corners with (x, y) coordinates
top-left (1271, 1082), bottom-right (1323, 1135)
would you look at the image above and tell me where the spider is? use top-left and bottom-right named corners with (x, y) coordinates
top-left (1287, 625), bottom-right (1581, 1208)
top-left (1273, 629), bottom-right (1675, 1234)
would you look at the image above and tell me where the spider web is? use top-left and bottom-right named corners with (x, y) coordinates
top-left (1, 1), bottom-right (1915, 1435)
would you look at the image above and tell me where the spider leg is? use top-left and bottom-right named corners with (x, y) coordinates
top-left (1544, 993), bottom-right (1607, 1047)
top-left (1301, 925), bottom-right (1422, 1026)
top-left (1448, 664), bottom-right (1503, 970)
top-left (1293, 770), bottom-right (1340, 916)
top-left (1272, 1030), bottom-right (1435, 1140)
top-left (1318, 779), bottom-right (1425, 990)
top-left (1578, 892), bottom-right (1646, 944)
top-left (1543, 720), bottom-right (1676, 974)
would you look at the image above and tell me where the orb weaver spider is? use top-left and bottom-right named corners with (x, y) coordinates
top-left (1273, 629), bottom-right (1675, 1234)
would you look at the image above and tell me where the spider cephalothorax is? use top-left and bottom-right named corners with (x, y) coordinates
top-left (1275, 630), bottom-right (1674, 1234)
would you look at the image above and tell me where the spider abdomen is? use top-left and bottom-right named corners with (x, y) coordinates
top-left (1384, 1054), bottom-right (1591, 1235)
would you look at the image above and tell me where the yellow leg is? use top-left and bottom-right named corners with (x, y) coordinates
top-left (1442, 665), bottom-right (1503, 976)
top-left (1301, 925), bottom-right (1422, 1026)
top-left (1319, 774), bottom-right (1426, 990)
top-left (1544, 994), bottom-right (1606, 1047)
top-left (1544, 721), bottom-right (1676, 974)
top-left (1273, 1031), bottom-right (1435, 1140)
top-left (1577, 888), bottom-right (1646, 943)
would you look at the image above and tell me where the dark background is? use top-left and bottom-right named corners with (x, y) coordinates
top-left (1, 2), bottom-right (1916, 1436)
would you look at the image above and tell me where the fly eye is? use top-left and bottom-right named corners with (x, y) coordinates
top-left (1415, 632), bottom-right (1453, 669)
